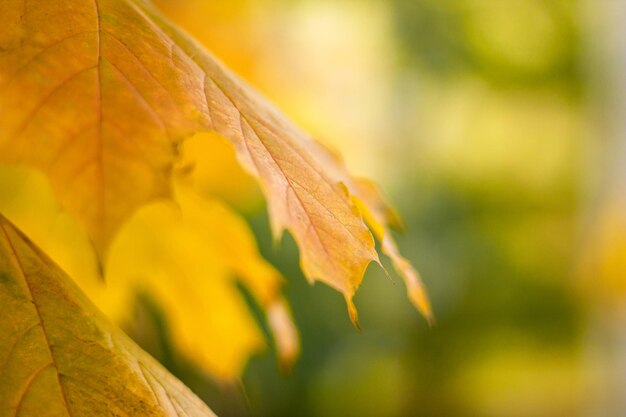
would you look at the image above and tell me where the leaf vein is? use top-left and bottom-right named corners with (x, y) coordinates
top-left (13, 362), bottom-right (53, 417)
top-left (8, 65), bottom-right (97, 143)
top-left (92, 0), bottom-right (105, 233)
top-left (102, 31), bottom-right (177, 108)
top-left (238, 114), bottom-right (335, 268)
top-left (0, 224), bottom-right (72, 416)
top-left (0, 31), bottom-right (97, 93)
top-left (104, 57), bottom-right (170, 139)
top-left (0, 322), bottom-right (40, 380)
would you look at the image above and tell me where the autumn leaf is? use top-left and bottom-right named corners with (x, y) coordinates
top-left (0, 214), bottom-right (217, 417)
top-left (0, 165), bottom-right (299, 380)
top-left (0, 0), bottom-right (431, 321)
top-left (108, 183), bottom-right (300, 379)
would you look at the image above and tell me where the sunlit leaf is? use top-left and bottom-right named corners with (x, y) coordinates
top-left (0, 215), bottom-right (217, 416)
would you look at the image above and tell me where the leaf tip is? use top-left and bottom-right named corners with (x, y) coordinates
top-left (376, 257), bottom-right (393, 283)
top-left (413, 295), bottom-right (435, 327)
top-left (345, 295), bottom-right (361, 331)
top-left (406, 272), bottom-right (435, 326)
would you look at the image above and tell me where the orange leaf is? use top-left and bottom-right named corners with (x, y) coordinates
top-left (0, 0), bottom-right (430, 321)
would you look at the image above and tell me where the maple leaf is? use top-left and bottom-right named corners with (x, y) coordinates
top-left (108, 184), bottom-right (300, 378)
top-left (0, 0), bottom-right (431, 322)
top-left (0, 214), bottom-right (217, 416)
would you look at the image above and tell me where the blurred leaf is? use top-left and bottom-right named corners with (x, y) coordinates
top-left (0, 215), bottom-right (217, 416)
top-left (578, 197), bottom-right (626, 302)
top-left (0, 165), bottom-right (299, 380)
top-left (177, 133), bottom-right (263, 212)
top-left (109, 184), bottom-right (300, 379)
top-left (0, 0), bottom-right (430, 322)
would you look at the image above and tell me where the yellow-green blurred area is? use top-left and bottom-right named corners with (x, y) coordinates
top-left (6, 0), bottom-right (625, 416)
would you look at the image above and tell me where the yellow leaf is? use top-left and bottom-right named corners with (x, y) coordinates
top-left (108, 184), bottom-right (300, 379)
top-left (0, 166), bottom-right (131, 322)
top-left (0, 166), bottom-right (299, 380)
top-left (0, 0), bottom-right (429, 321)
top-left (176, 132), bottom-right (263, 212)
top-left (0, 214), bottom-right (217, 416)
